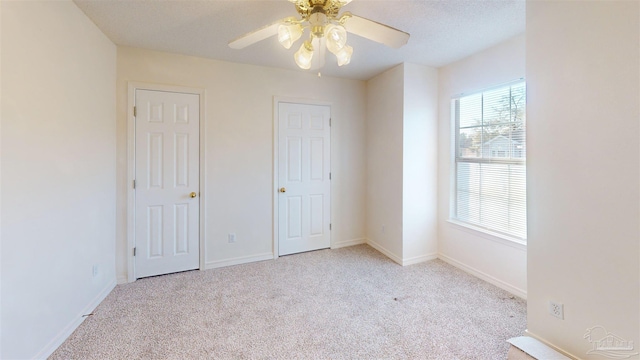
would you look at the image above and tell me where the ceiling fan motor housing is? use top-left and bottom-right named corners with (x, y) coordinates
top-left (309, 12), bottom-right (328, 37)
top-left (294, 0), bottom-right (345, 20)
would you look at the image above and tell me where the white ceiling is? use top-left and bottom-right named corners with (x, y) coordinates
top-left (73, 0), bottom-right (525, 80)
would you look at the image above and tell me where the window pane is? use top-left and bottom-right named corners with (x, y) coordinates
top-left (482, 124), bottom-right (514, 159)
top-left (510, 82), bottom-right (526, 123)
top-left (483, 86), bottom-right (511, 126)
top-left (458, 128), bottom-right (481, 158)
top-left (509, 200), bottom-right (527, 237)
top-left (453, 81), bottom-right (526, 240)
top-left (511, 124), bottom-right (526, 159)
top-left (456, 162), bottom-right (480, 224)
top-left (509, 165), bottom-right (526, 201)
top-left (459, 93), bottom-right (482, 128)
top-left (456, 161), bottom-right (527, 239)
top-left (480, 164), bottom-right (510, 231)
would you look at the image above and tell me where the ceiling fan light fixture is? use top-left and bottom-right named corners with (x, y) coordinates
top-left (335, 45), bottom-right (353, 66)
top-left (294, 40), bottom-right (314, 69)
top-left (325, 24), bottom-right (347, 54)
top-left (278, 23), bottom-right (303, 49)
top-left (229, 0), bottom-right (410, 72)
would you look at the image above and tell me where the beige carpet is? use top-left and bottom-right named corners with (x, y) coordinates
top-left (50, 245), bottom-right (526, 359)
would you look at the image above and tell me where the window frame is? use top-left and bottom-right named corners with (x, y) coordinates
top-left (450, 79), bottom-right (527, 243)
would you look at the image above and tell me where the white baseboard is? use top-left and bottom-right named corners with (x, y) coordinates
top-left (205, 252), bottom-right (273, 269)
top-left (117, 276), bottom-right (128, 284)
top-left (402, 252), bottom-right (438, 266)
top-left (438, 253), bottom-right (527, 299)
top-left (523, 330), bottom-right (579, 359)
top-left (332, 238), bottom-right (366, 249)
top-left (34, 279), bottom-right (116, 359)
top-left (366, 239), bottom-right (437, 266)
top-left (366, 238), bottom-right (403, 265)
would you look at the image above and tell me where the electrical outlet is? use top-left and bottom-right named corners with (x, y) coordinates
top-left (549, 301), bottom-right (564, 319)
top-left (228, 233), bottom-right (236, 243)
top-left (92, 265), bottom-right (99, 278)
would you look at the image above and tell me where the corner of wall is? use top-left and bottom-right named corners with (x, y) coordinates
top-left (436, 34), bottom-right (527, 303)
top-left (34, 280), bottom-right (116, 359)
top-left (1, 1), bottom-right (117, 357)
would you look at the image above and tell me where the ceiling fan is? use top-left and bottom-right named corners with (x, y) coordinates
top-left (228, 0), bottom-right (410, 70)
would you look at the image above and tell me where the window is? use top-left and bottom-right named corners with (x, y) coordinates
top-left (451, 81), bottom-right (526, 240)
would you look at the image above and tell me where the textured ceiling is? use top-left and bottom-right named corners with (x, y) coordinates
top-left (74, 0), bottom-right (525, 80)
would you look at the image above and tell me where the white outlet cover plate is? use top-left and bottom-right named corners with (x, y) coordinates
top-left (549, 301), bottom-right (564, 319)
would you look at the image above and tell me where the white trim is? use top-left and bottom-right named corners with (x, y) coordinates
top-left (272, 96), bottom-right (332, 260)
top-left (508, 336), bottom-right (571, 360)
top-left (402, 253), bottom-right (438, 266)
top-left (366, 239), bottom-right (437, 266)
top-left (446, 219), bottom-right (527, 251)
top-left (331, 238), bottom-right (366, 249)
top-left (126, 84), bottom-right (136, 283)
top-left (116, 276), bottom-right (128, 285)
top-left (272, 98), bottom-right (279, 259)
top-left (34, 280), bottom-right (116, 359)
top-left (198, 89), bottom-right (207, 272)
top-left (453, 78), bottom-right (526, 99)
top-left (366, 238), bottom-right (403, 265)
top-left (127, 82), bottom-right (206, 283)
top-left (438, 253), bottom-right (527, 299)
top-left (523, 330), bottom-right (579, 360)
top-left (205, 252), bottom-right (274, 269)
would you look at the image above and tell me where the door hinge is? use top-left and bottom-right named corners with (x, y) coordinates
top-left (329, 118), bottom-right (332, 126)
top-left (133, 180), bottom-right (136, 189)
top-left (329, 172), bottom-right (332, 180)
top-left (133, 247), bottom-right (136, 256)
top-left (133, 106), bottom-right (137, 117)
top-left (329, 223), bottom-right (332, 230)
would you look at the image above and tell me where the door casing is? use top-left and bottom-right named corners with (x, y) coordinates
top-left (273, 97), bottom-right (332, 258)
top-left (127, 82), bottom-right (206, 283)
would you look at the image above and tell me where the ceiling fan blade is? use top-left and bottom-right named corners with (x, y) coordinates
top-left (342, 12), bottom-right (409, 49)
top-left (228, 19), bottom-right (286, 50)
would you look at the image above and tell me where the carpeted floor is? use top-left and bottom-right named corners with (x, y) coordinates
top-left (50, 245), bottom-right (526, 359)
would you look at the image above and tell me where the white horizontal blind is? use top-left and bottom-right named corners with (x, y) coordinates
top-left (453, 81), bottom-right (526, 240)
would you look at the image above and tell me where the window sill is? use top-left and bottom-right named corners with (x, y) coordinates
top-left (446, 219), bottom-right (527, 251)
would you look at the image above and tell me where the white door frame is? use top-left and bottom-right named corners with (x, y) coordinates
top-left (272, 96), bottom-right (332, 259)
top-left (127, 82), bottom-right (206, 282)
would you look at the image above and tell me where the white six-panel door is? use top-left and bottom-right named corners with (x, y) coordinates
top-left (278, 102), bottom-right (331, 256)
top-left (135, 89), bottom-right (200, 278)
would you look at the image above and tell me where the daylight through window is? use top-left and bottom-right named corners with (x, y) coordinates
top-left (452, 81), bottom-right (526, 240)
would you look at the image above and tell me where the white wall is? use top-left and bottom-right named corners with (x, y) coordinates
top-left (526, 1), bottom-right (639, 357)
top-left (365, 65), bottom-right (405, 261)
top-left (366, 63), bottom-right (439, 264)
top-left (0, 1), bottom-right (117, 359)
top-left (402, 63), bottom-right (439, 263)
top-left (437, 35), bottom-right (527, 298)
top-left (116, 47), bottom-right (367, 280)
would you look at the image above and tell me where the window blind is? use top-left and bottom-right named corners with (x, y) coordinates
top-left (452, 81), bottom-right (526, 240)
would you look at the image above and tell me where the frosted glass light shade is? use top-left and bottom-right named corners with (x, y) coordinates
top-left (335, 45), bottom-right (353, 66)
top-left (325, 24), bottom-right (347, 54)
top-left (294, 40), bottom-right (314, 69)
top-left (278, 23), bottom-right (303, 49)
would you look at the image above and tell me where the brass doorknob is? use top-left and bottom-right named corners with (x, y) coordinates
top-left (190, 192), bottom-right (197, 198)
top-left (279, 187), bottom-right (286, 193)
